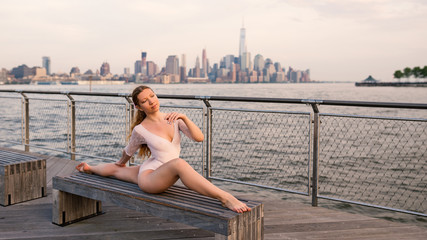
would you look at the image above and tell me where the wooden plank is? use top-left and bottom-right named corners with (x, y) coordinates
top-left (2, 148), bottom-right (425, 239)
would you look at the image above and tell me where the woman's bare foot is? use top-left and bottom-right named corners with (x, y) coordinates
top-left (221, 192), bottom-right (251, 213)
top-left (76, 162), bottom-right (92, 174)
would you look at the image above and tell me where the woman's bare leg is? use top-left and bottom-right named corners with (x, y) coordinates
top-left (76, 162), bottom-right (140, 184)
top-left (138, 158), bottom-right (251, 213)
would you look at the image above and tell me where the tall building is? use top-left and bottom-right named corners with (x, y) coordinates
top-left (165, 55), bottom-right (179, 75)
top-left (202, 48), bottom-right (207, 77)
top-left (100, 62), bottom-right (110, 76)
top-left (274, 62), bottom-right (282, 72)
top-left (194, 56), bottom-right (201, 78)
top-left (241, 52), bottom-right (251, 72)
top-left (224, 55), bottom-right (235, 70)
top-left (254, 54), bottom-right (265, 72)
top-left (239, 25), bottom-right (247, 65)
top-left (134, 60), bottom-right (142, 74)
top-left (42, 56), bottom-right (51, 75)
top-left (146, 61), bottom-right (158, 76)
top-left (180, 54), bottom-right (187, 83)
top-left (141, 52), bottom-right (147, 75)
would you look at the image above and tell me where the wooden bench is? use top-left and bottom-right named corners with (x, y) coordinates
top-left (52, 172), bottom-right (264, 239)
top-left (0, 150), bottom-right (47, 206)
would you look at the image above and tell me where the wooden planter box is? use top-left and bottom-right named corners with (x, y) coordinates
top-left (0, 150), bottom-right (47, 206)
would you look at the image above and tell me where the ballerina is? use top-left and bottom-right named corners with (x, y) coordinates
top-left (76, 85), bottom-right (250, 213)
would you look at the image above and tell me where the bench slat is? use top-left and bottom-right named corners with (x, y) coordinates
top-left (66, 173), bottom-right (257, 214)
top-left (59, 173), bottom-right (237, 217)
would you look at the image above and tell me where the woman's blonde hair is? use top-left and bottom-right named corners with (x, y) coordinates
top-left (128, 85), bottom-right (152, 159)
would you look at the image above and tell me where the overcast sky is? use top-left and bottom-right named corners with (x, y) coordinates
top-left (1, 0), bottom-right (426, 82)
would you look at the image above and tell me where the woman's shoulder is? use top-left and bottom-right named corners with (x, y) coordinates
top-left (130, 124), bottom-right (147, 142)
top-left (133, 124), bottom-right (144, 131)
top-left (132, 124), bottom-right (146, 136)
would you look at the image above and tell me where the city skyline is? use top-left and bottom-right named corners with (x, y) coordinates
top-left (1, 0), bottom-right (426, 82)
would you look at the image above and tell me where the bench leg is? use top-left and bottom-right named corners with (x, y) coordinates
top-left (215, 204), bottom-right (264, 240)
top-left (52, 189), bottom-right (103, 226)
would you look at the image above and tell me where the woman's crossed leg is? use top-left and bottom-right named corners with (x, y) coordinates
top-left (137, 158), bottom-right (251, 213)
top-left (76, 159), bottom-right (250, 213)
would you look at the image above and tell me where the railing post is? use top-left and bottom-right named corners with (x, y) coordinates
top-left (202, 99), bottom-right (212, 179)
top-left (20, 92), bottom-right (30, 152)
top-left (124, 95), bottom-right (135, 166)
top-left (311, 103), bottom-right (320, 207)
top-left (64, 93), bottom-right (76, 161)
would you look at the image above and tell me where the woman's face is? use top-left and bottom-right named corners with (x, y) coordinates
top-left (136, 88), bottom-right (159, 113)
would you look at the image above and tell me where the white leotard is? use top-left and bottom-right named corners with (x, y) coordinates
top-left (124, 119), bottom-right (193, 173)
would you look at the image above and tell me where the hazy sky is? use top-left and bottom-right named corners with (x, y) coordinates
top-left (1, 0), bottom-right (426, 82)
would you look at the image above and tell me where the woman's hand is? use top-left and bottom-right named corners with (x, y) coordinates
top-left (165, 112), bottom-right (204, 142)
top-left (115, 150), bottom-right (131, 167)
top-left (114, 161), bottom-right (126, 167)
top-left (164, 112), bottom-right (186, 124)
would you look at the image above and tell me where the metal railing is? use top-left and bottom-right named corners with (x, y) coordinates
top-left (0, 89), bottom-right (426, 217)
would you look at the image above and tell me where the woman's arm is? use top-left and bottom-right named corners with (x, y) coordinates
top-left (115, 150), bottom-right (132, 167)
top-left (165, 112), bottom-right (204, 142)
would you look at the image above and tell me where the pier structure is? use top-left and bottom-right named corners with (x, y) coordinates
top-left (0, 147), bottom-right (426, 239)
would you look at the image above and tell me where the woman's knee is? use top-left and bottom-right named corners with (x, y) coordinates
top-left (169, 158), bottom-right (189, 168)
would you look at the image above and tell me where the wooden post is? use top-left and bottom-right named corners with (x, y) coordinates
top-left (214, 203), bottom-right (264, 240)
top-left (52, 189), bottom-right (102, 226)
top-left (0, 152), bottom-right (46, 206)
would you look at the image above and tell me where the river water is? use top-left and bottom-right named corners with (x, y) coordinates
top-left (1, 82), bottom-right (426, 227)
top-left (3, 82), bottom-right (427, 116)
top-left (4, 82), bottom-right (426, 102)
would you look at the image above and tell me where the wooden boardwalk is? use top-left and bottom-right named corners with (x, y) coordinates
top-left (1, 147), bottom-right (426, 240)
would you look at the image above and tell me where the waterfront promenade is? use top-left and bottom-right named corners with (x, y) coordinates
top-left (0, 147), bottom-right (426, 240)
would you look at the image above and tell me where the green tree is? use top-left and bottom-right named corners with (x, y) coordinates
top-left (422, 66), bottom-right (427, 79)
top-left (403, 67), bottom-right (412, 81)
top-left (412, 66), bottom-right (422, 81)
top-left (393, 70), bottom-right (403, 82)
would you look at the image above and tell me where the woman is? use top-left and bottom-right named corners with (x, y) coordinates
top-left (76, 85), bottom-right (250, 213)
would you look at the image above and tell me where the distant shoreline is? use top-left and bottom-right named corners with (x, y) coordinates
top-left (0, 80), bottom-right (354, 86)
top-left (355, 81), bottom-right (427, 87)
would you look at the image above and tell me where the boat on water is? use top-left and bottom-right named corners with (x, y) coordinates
top-left (60, 81), bottom-right (78, 85)
top-left (34, 81), bottom-right (58, 85)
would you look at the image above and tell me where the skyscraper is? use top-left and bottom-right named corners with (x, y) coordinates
top-left (202, 48), bottom-right (207, 77)
top-left (224, 55), bottom-right (235, 70)
top-left (194, 56), bottom-right (201, 78)
top-left (254, 54), bottom-right (265, 72)
top-left (180, 54), bottom-right (187, 83)
top-left (42, 56), bottom-right (51, 75)
top-left (141, 52), bottom-right (147, 75)
top-left (239, 24), bottom-right (247, 66)
top-left (134, 60), bottom-right (142, 74)
top-left (241, 52), bottom-right (251, 72)
top-left (146, 61), bottom-right (157, 76)
top-left (165, 55), bottom-right (179, 75)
